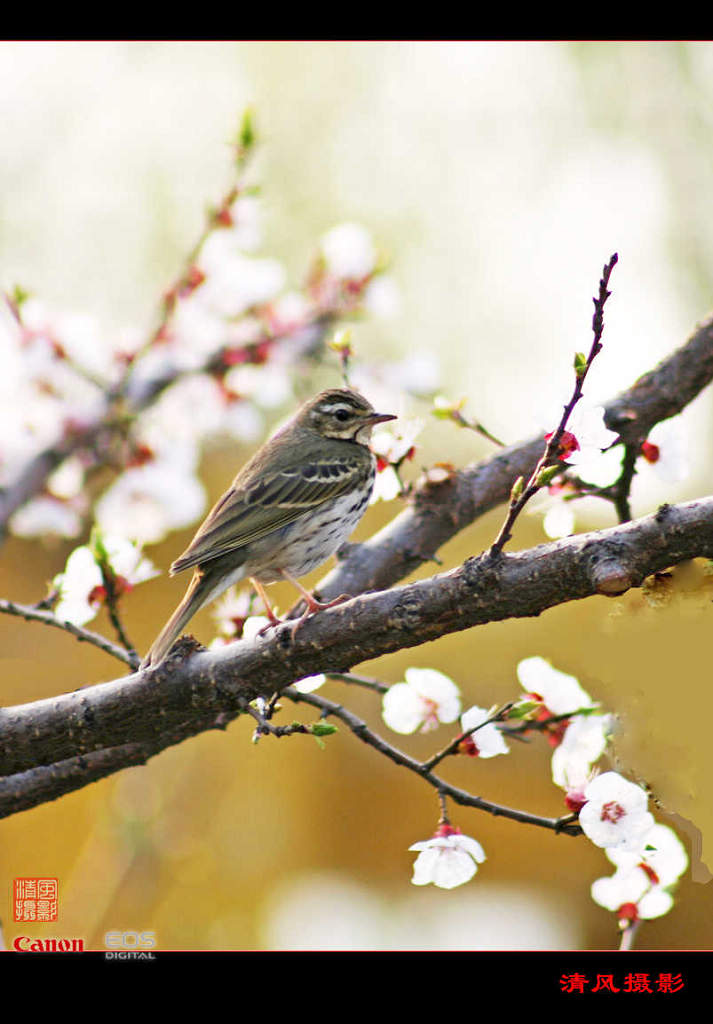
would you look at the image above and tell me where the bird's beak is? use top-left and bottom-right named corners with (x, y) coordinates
top-left (366, 412), bottom-right (398, 426)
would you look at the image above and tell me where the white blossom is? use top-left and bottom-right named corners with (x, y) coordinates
top-left (532, 490), bottom-right (578, 540)
top-left (370, 466), bottom-right (403, 503)
top-left (242, 615), bottom-right (273, 642)
top-left (578, 772), bottom-right (655, 853)
top-left (10, 496), bottom-right (84, 539)
top-left (563, 404), bottom-right (619, 462)
top-left (571, 445), bottom-right (624, 489)
top-left (212, 587), bottom-right (255, 639)
top-left (269, 290), bottom-right (311, 331)
top-left (369, 419), bottom-right (422, 505)
top-left (224, 363), bottom-right (293, 410)
top-left (639, 416), bottom-right (690, 485)
top-left (556, 404), bottom-right (621, 486)
top-left (95, 455), bottom-right (206, 546)
top-left (47, 456), bottom-right (86, 499)
top-left (52, 546), bottom-right (103, 625)
top-left (168, 296), bottom-right (228, 369)
top-left (195, 253), bottom-right (286, 319)
top-left (551, 713), bottom-right (613, 789)
top-left (605, 823), bottom-right (688, 887)
top-left (52, 310), bottom-right (116, 381)
top-left (143, 374), bottom-right (226, 444)
top-left (293, 674), bottom-right (326, 694)
top-left (459, 705), bottom-right (510, 758)
top-left (52, 534), bottom-right (158, 625)
top-left (371, 419), bottom-right (423, 466)
top-left (100, 534), bottom-right (159, 584)
top-left (409, 826), bottom-right (486, 889)
top-left (221, 399), bottom-right (265, 444)
top-left (199, 198), bottom-right (263, 264)
top-left (516, 656), bottom-right (595, 715)
top-left (320, 223), bottom-right (376, 280)
top-left (590, 866), bottom-right (674, 921)
top-left (382, 668), bottom-right (461, 734)
top-left (363, 274), bottom-right (401, 318)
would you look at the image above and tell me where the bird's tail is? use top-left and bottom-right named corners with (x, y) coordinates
top-left (141, 569), bottom-right (214, 669)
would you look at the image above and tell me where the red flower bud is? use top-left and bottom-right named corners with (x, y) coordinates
top-left (215, 206), bottom-right (234, 227)
top-left (545, 430), bottom-right (580, 461)
top-left (180, 265), bottom-right (206, 295)
top-left (457, 734), bottom-right (479, 757)
top-left (640, 440), bottom-right (660, 463)
top-left (127, 443), bottom-right (155, 468)
top-left (617, 902), bottom-right (639, 925)
top-left (434, 823), bottom-right (461, 839)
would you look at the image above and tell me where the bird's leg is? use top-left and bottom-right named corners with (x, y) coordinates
top-left (250, 578), bottom-right (283, 636)
top-left (251, 573), bottom-right (352, 640)
top-left (281, 569), bottom-right (352, 616)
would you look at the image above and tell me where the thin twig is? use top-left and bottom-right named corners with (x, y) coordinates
top-left (619, 919), bottom-right (641, 952)
top-left (422, 702), bottom-right (515, 772)
top-left (237, 696), bottom-right (310, 740)
top-left (98, 565), bottom-right (140, 668)
top-left (0, 598), bottom-right (135, 667)
top-left (285, 688), bottom-right (581, 836)
top-left (437, 789), bottom-right (449, 823)
top-left (489, 253), bottom-right (618, 556)
top-left (607, 443), bottom-right (639, 524)
top-left (325, 671), bottom-right (390, 694)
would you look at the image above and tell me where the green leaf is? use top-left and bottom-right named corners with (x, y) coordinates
top-left (535, 464), bottom-right (561, 487)
top-left (574, 351), bottom-right (587, 378)
top-left (89, 525), bottom-right (109, 565)
top-left (310, 722), bottom-right (338, 737)
top-left (238, 108), bottom-right (255, 152)
top-left (508, 700), bottom-right (540, 720)
top-left (11, 284), bottom-right (31, 308)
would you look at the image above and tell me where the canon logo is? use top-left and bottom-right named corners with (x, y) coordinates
top-left (13, 936), bottom-right (84, 952)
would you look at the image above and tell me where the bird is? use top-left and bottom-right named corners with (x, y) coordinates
top-left (141, 387), bottom-right (396, 668)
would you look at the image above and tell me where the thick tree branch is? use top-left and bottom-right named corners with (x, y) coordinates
top-left (315, 313), bottom-right (713, 603)
top-left (1, 495), bottom-right (712, 817)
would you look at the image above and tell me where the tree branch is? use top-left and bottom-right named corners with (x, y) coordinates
top-left (285, 689), bottom-right (579, 835)
top-left (1, 495), bottom-right (712, 817)
top-left (314, 313), bottom-right (713, 603)
top-left (0, 598), bottom-right (135, 666)
top-left (489, 252), bottom-right (617, 555)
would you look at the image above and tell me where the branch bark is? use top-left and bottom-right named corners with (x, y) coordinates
top-left (1, 495), bottom-right (712, 817)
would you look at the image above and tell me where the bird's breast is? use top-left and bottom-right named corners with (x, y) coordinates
top-left (245, 463), bottom-right (376, 582)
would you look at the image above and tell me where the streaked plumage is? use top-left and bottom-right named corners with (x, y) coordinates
top-left (141, 388), bottom-right (395, 668)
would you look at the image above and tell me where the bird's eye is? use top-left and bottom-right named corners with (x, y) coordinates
top-left (334, 408), bottom-right (351, 422)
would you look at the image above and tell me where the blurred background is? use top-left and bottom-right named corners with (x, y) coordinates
top-left (1, 40), bottom-right (713, 951)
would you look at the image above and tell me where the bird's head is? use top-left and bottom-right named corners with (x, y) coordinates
top-left (302, 388), bottom-right (396, 444)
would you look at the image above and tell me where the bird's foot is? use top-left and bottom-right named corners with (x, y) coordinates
top-left (282, 592), bottom-right (353, 640)
top-left (255, 581), bottom-right (354, 639)
top-left (302, 592), bottom-right (352, 614)
top-left (256, 609), bottom-right (285, 637)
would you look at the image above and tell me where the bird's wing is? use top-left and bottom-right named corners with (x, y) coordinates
top-left (170, 456), bottom-right (366, 574)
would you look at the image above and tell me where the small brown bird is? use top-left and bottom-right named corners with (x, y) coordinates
top-left (141, 387), bottom-right (396, 667)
